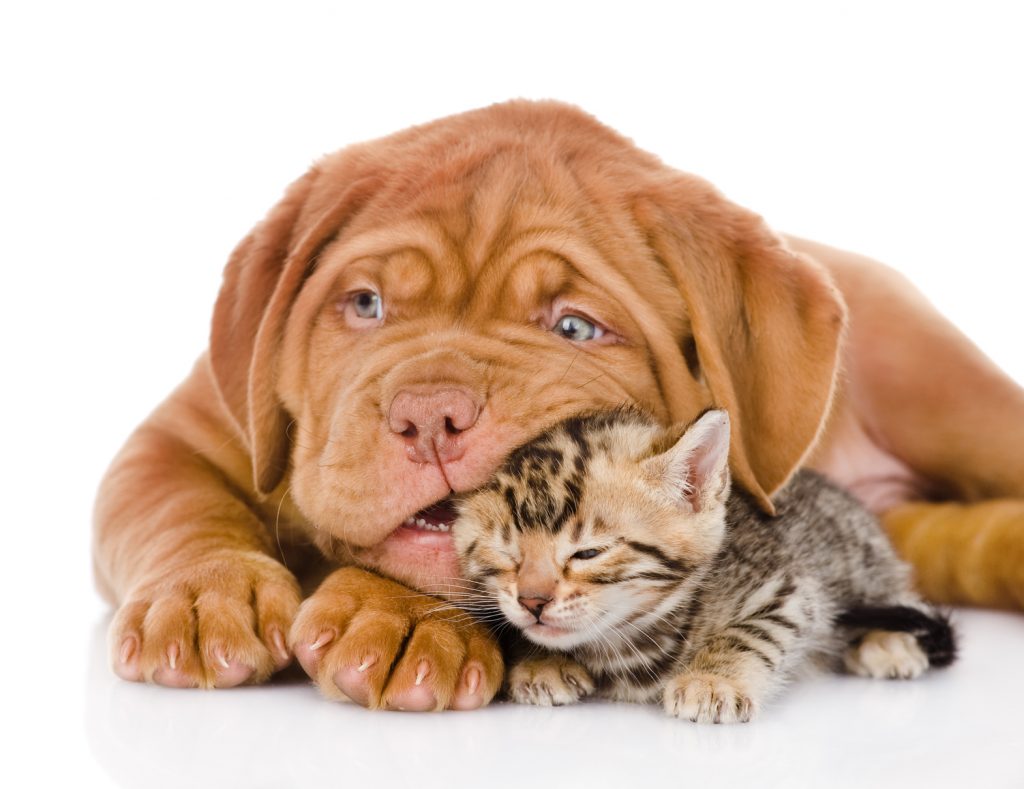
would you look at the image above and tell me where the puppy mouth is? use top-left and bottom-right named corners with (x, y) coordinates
top-left (398, 498), bottom-right (458, 535)
top-left (354, 496), bottom-right (462, 589)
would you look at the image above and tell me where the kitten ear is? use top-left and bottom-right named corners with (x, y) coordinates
top-left (644, 410), bottom-right (732, 512)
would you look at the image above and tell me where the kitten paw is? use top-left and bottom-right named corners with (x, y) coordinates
top-left (506, 656), bottom-right (595, 706)
top-left (663, 673), bottom-right (755, 723)
top-left (844, 630), bottom-right (928, 679)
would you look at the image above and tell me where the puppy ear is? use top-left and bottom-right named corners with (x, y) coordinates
top-left (210, 162), bottom-right (376, 495)
top-left (210, 171), bottom-right (315, 495)
top-left (644, 409), bottom-right (731, 513)
top-left (637, 178), bottom-right (846, 512)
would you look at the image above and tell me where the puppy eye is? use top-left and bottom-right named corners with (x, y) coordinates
top-left (571, 548), bottom-right (603, 560)
top-left (351, 291), bottom-right (383, 320)
top-left (553, 314), bottom-right (604, 342)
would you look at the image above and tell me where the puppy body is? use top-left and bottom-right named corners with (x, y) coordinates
top-left (94, 101), bottom-right (1024, 702)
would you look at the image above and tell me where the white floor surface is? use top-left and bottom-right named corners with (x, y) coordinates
top-left (42, 607), bottom-right (1024, 788)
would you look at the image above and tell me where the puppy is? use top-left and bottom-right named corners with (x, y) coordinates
top-left (95, 100), bottom-right (1024, 708)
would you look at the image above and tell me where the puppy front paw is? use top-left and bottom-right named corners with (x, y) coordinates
top-left (506, 656), bottom-right (594, 706)
top-left (290, 567), bottom-right (503, 711)
top-left (844, 630), bottom-right (929, 679)
top-left (663, 672), bottom-right (755, 723)
top-left (109, 551), bottom-right (300, 689)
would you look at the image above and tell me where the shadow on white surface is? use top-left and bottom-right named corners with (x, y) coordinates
top-left (83, 610), bottom-right (1024, 789)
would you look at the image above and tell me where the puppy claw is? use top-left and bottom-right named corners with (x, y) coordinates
top-left (464, 666), bottom-right (480, 695)
top-left (119, 636), bottom-right (137, 665)
top-left (269, 627), bottom-right (289, 663)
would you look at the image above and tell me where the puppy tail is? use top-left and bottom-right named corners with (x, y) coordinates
top-left (836, 605), bottom-right (958, 668)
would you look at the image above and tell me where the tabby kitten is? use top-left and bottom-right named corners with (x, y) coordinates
top-left (453, 409), bottom-right (955, 723)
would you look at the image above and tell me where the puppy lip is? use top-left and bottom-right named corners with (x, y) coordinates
top-left (354, 497), bottom-right (463, 587)
top-left (368, 501), bottom-right (460, 588)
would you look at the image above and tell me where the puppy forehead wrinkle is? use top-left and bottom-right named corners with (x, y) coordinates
top-left (461, 152), bottom-right (535, 263)
top-left (319, 217), bottom-right (452, 269)
top-left (443, 147), bottom-right (686, 335)
top-left (314, 219), bottom-right (477, 309)
top-left (504, 254), bottom-right (570, 309)
top-left (382, 250), bottom-right (442, 304)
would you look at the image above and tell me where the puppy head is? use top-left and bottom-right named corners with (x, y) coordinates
top-left (209, 100), bottom-right (844, 589)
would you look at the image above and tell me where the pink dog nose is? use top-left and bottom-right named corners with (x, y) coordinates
top-left (388, 387), bottom-right (481, 465)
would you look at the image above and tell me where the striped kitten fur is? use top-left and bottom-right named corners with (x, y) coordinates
top-left (453, 408), bottom-right (955, 723)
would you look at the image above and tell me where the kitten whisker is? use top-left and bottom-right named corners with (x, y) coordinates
top-left (592, 603), bottom-right (675, 667)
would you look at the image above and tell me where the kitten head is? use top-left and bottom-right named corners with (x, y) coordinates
top-left (453, 408), bottom-right (731, 651)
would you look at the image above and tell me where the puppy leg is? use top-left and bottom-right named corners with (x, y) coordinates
top-left (883, 499), bottom-right (1024, 609)
top-left (97, 370), bottom-right (302, 688)
top-left (800, 238), bottom-right (1024, 502)
top-left (805, 242), bottom-right (1024, 610)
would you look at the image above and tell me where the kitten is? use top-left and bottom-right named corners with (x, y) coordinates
top-left (452, 408), bottom-right (955, 723)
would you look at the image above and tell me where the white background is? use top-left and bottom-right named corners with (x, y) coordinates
top-left (2, 1), bottom-right (1022, 787)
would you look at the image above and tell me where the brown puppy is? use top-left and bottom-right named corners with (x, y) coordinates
top-left (94, 101), bottom-right (1024, 708)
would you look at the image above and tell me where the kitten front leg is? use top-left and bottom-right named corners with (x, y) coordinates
top-left (663, 626), bottom-right (790, 724)
top-left (663, 670), bottom-right (755, 724)
top-left (664, 578), bottom-right (826, 723)
top-left (506, 655), bottom-right (595, 706)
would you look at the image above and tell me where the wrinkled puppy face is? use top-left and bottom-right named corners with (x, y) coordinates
top-left (211, 103), bottom-right (844, 595)
top-left (276, 154), bottom-right (699, 590)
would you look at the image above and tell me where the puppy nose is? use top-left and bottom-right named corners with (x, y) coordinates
top-left (518, 596), bottom-right (551, 620)
top-left (388, 387), bottom-right (481, 464)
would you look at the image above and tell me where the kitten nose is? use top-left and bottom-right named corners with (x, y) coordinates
top-left (518, 596), bottom-right (551, 620)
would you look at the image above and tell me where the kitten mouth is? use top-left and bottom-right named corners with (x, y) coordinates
top-left (527, 623), bottom-right (570, 636)
top-left (399, 498), bottom-right (458, 533)
top-left (523, 622), bottom-right (579, 647)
